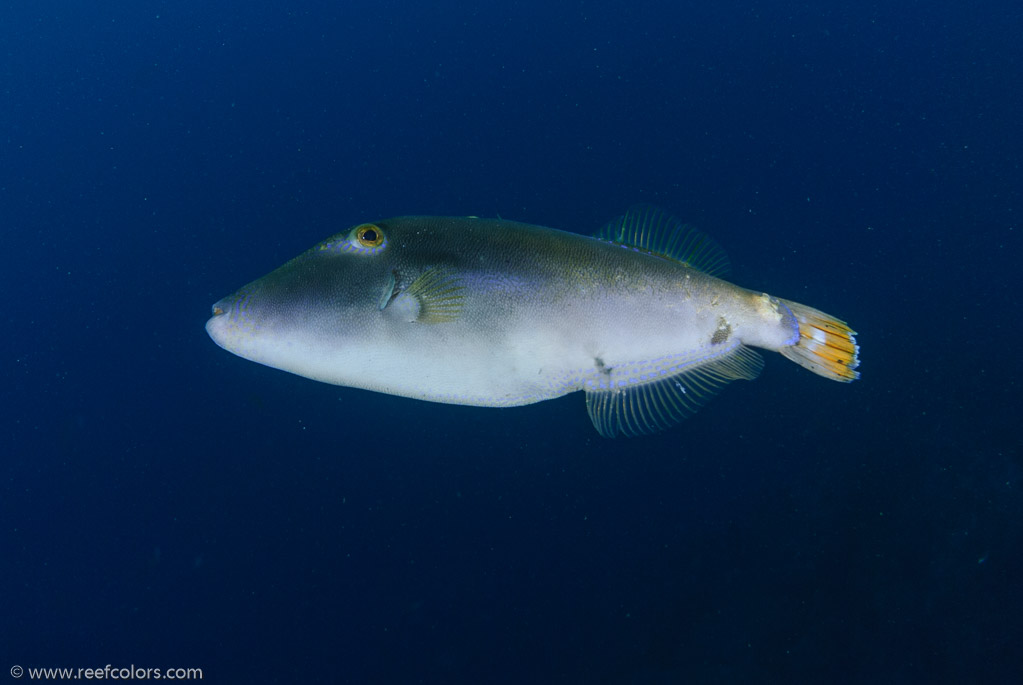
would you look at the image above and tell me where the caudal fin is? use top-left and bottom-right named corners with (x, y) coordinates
top-left (777, 299), bottom-right (860, 382)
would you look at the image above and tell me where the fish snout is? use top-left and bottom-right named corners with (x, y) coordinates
top-left (210, 289), bottom-right (242, 317)
top-left (205, 295), bottom-right (238, 348)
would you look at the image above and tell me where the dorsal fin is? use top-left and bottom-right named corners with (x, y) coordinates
top-left (595, 205), bottom-right (731, 277)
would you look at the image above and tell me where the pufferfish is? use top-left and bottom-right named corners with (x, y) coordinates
top-left (207, 206), bottom-right (859, 437)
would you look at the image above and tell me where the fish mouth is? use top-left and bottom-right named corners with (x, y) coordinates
top-left (209, 294), bottom-right (231, 318)
top-left (205, 297), bottom-right (232, 347)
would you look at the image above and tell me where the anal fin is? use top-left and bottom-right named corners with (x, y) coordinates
top-left (585, 346), bottom-right (763, 438)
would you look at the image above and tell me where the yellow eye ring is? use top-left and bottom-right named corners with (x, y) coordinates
top-left (355, 223), bottom-right (385, 248)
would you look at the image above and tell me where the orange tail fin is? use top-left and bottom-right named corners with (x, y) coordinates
top-left (777, 299), bottom-right (860, 382)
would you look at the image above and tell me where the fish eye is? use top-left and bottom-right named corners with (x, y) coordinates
top-left (355, 224), bottom-right (384, 247)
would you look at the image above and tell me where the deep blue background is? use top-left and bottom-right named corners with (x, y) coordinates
top-left (2, 1), bottom-right (1021, 682)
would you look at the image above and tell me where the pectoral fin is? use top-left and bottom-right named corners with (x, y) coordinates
top-left (380, 267), bottom-right (465, 324)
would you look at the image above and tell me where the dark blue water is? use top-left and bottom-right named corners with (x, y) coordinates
top-left (3, 1), bottom-right (1020, 682)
